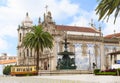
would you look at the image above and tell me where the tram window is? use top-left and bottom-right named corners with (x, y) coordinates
top-left (26, 68), bottom-right (29, 71)
top-left (20, 68), bottom-right (21, 72)
top-left (34, 67), bottom-right (36, 70)
top-left (17, 69), bottom-right (19, 71)
top-left (17, 69), bottom-right (18, 71)
top-left (23, 68), bottom-right (25, 71)
top-left (11, 68), bottom-right (15, 72)
top-left (30, 68), bottom-right (32, 71)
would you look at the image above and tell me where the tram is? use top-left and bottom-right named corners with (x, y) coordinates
top-left (11, 65), bottom-right (38, 76)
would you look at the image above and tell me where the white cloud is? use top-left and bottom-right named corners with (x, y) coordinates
top-left (0, 25), bottom-right (17, 38)
top-left (0, 0), bottom-right (79, 55)
top-left (44, 0), bottom-right (79, 21)
top-left (1, 0), bottom-right (120, 56)
top-left (7, 53), bottom-right (17, 56)
top-left (0, 0), bottom-right (80, 36)
top-left (69, 9), bottom-right (98, 27)
top-left (0, 37), bottom-right (8, 50)
top-left (70, 16), bottom-right (90, 27)
top-left (102, 15), bottom-right (120, 36)
top-left (69, 6), bottom-right (120, 36)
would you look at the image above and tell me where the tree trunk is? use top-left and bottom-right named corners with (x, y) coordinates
top-left (36, 49), bottom-right (39, 75)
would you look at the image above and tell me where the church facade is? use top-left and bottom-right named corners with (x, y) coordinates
top-left (17, 11), bottom-right (120, 71)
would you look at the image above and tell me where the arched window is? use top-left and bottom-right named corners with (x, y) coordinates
top-left (30, 49), bottom-right (32, 57)
top-left (23, 51), bottom-right (25, 58)
top-left (19, 52), bottom-right (21, 57)
top-left (27, 49), bottom-right (29, 57)
top-left (19, 33), bottom-right (22, 42)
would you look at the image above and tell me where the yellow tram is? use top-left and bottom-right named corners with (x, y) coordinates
top-left (11, 65), bottom-right (38, 76)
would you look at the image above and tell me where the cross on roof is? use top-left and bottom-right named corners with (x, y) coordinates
top-left (114, 29), bottom-right (116, 34)
top-left (90, 19), bottom-right (94, 27)
top-left (45, 5), bottom-right (48, 13)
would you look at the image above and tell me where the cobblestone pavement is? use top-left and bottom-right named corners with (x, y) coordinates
top-left (0, 74), bottom-right (120, 83)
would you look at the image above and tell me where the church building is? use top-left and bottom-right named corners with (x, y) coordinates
top-left (17, 11), bottom-right (120, 71)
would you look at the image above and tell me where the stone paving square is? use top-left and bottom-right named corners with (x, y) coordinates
top-left (1, 74), bottom-right (120, 83)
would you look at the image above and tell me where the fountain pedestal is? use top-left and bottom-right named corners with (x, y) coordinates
top-left (57, 36), bottom-right (76, 69)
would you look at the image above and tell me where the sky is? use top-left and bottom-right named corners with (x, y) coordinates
top-left (0, 0), bottom-right (120, 56)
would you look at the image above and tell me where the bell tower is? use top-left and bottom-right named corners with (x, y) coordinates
top-left (17, 12), bottom-right (34, 65)
top-left (42, 5), bottom-right (56, 34)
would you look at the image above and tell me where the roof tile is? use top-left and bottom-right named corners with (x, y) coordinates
top-left (105, 33), bottom-right (120, 39)
top-left (0, 59), bottom-right (17, 64)
top-left (55, 25), bottom-right (99, 33)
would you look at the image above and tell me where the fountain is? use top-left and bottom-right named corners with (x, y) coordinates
top-left (56, 34), bottom-right (76, 69)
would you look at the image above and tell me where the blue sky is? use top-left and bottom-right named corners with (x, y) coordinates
top-left (0, 0), bottom-right (120, 56)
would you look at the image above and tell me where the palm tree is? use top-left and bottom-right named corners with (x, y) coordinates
top-left (96, 0), bottom-right (120, 23)
top-left (22, 25), bottom-right (53, 73)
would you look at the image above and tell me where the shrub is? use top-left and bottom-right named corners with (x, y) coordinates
top-left (116, 68), bottom-right (120, 76)
top-left (26, 73), bottom-right (33, 76)
top-left (94, 69), bottom-right (100, 74)
top-left (104, 69), bottom-right (116, 72)
top-left (3, 65), bottom-right (12, 75)
top-left (96, 72), bottom-right (116, 75)
top-left (95, 69), bottom-right (117, 75)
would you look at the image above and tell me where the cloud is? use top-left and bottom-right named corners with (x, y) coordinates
top-left (0, 37), bottom-right (8, 50)
top-left (69, 6), bottom-right (120, 36)
top-left (102, 14), bottom-right (120, 36)
top-left (7, 53), bottom-right (17, 56)
top-left (69, 7), bottom-right (99, 27)
top-left (0, 25), bottom-right (18, 38)
top-left (1, 0), bottom-right (119, 56)
top-left (0, 0), bottom-right (79, 55)
top-left (0, 0), bottom-right (80, 36)
top-left (51, 0), bottom-right (79, 20)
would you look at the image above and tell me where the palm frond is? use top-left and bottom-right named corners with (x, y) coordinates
top-left (96, 0), bottom-right (120, 23)
top-left (22, 25), bottom-right (53, 52)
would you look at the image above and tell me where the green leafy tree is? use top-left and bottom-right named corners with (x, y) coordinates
top-left (96, 0), bottom-right (120, 23)
top-left (3, 65), bottom-right (12, 75)
top-left (22, 25), bottom-right (53, 73)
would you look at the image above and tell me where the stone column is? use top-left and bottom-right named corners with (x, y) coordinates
top-left (51, 39), bottom-right (58, 70)
top-left (59, 42), bottom-right (63, 52)
top-left (81, 43), bottom-right (87, 56)
top-left (110, 55), bottom-right (112, 67)
top-left (100, 42), bottom-right (105, 70)
top-left (94, 44), bottom-right (99, 68)
top-left (94, 44), bottom-right (98, 56)
top-left (69, 43), bottom-right (75, 52)
top-left (106, 55), bottom-right (108, 69)
top-left (112, 55), bottom-right (114, 65)
top-left (114, 55), bottom-right (117, 64)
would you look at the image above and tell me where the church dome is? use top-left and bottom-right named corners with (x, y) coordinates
top-left (22, 12), bottom-right (33, 27)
